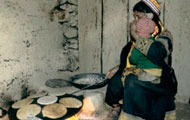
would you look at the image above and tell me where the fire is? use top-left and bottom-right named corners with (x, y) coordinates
top-left (65, 97), bottom-right (97, 120)
top-left (65, 114), bottom-right (79, 120)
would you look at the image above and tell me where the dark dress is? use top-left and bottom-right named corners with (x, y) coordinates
top-left (105, 33), bottom-right (177, 120)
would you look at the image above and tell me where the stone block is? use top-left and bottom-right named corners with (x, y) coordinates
top-left (63, 25), bottom-right (78, 39)
top-left (60, 4), bottom-right (77, 12)
top-left (59, 0), bottom-right (68, 5)
top-left (68, 0), bottom-right (78, 5)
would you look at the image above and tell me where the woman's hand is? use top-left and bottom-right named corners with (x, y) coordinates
top-left (130, 20), bottom-right (140, 41)
top-left (105, 65), bottom-right (119, 79)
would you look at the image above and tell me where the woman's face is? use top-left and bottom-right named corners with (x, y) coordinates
top-left (133, 11), bottom-right (147, 20)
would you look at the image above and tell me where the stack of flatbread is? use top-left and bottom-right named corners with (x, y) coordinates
top-left (48, 91), bottom-right (65, 97)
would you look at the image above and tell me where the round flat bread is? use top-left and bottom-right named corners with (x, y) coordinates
top-left (45, 79), bottom-right (72, 88)
top-left (59, 97), bottom-right (82, 108)
top-left (23, 116), bottom-right (42, 120)
top-left (48, 91), bottom-right (65, 97)
top-left (70, 73), bottom-right (105, 85)
top-left (42, 104), bottom-right (67, 119)
top-left (37, 96), bottom-right (58, 105)
top-left (16, 104), bottom-right (41, 120)
top-left (28, 92), bottom-right (48, 98)
top-left (12, 98), bottom-right (33, 109)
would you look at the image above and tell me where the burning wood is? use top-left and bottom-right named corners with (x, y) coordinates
top-left (65, 114), bottom-right (79, 120)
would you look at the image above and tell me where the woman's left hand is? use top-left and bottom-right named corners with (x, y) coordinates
top-left (105, 65), bottom-right (119, 79)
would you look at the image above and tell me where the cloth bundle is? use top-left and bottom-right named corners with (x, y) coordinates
top-left (136, 18), bottom-right (156, 38)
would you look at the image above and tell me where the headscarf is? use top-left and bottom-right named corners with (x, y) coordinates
top-left (142, 0), bottom-right (164, 38)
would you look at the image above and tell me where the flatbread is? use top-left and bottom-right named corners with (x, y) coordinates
top-left (48, 91), bottom-right (65, 97)
top-left (71, 73), bottom-right (105, 85)
top-left (37, 96), bottom-right (58, 105)
top-left (42, 103), bottom-right (67, 119)
top-left (16, 104), bottom-right (41, 120)
top-left (12, 98), bottom-right (33, 109)
top-left (28, 92), bottom-right (48, 98)
top-left (23, 116), bottom-right (42, 120)
top-left (59, 97), bottom-right (82, 108)
top-left (45, 79), bottom-right (72, 88)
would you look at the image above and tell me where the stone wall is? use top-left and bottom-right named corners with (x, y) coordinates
top-left (0, 0), bottom-right (79, 106)
top-left (52, 0), bottom-right (79, 72)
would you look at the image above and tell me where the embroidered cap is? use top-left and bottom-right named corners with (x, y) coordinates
top-left (142, 0), bottom-right (161, 15)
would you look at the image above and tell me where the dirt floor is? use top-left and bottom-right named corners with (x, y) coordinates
top-left (176, 102), bottom-right (190, 120)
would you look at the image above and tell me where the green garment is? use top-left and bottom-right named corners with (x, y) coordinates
top-left (129, 37), bottom-right (161, 69)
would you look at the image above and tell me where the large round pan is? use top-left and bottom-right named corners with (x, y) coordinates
top-left (69, 73), bottom-right (108, 89)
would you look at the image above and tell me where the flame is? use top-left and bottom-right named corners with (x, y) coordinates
top-left (65, 114), bottom-right (79, 120)
top-left (65, 97), bottom-right (96, 120)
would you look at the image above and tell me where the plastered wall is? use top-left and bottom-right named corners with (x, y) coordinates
top-left (0, 0), bottom-right (79, 106)
top-left (165, 0), bottom-right (190, 103)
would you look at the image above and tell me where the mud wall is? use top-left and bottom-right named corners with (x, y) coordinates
top-left (0, 0), bottom-right (79, 106)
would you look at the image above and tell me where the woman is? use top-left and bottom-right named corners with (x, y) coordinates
top-left (105, 0), bottom-right (177, 120)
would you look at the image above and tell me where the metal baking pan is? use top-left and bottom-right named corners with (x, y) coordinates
top-left (8, 94), bottom-right (83, 120)
top-left (69, 73), bottom-right (108, 89)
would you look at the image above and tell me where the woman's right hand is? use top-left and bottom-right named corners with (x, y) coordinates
top-left (105, 65), bottom-right (119, 79)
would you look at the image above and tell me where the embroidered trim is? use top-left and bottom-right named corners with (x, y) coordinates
top-left (119, 110), bottom-right (145, 120)
top-left (152, 21), bottom-right (165, 39)
top-left (121, 66), bottom-right (140, 86)
top-left (135, 37), bottom-right (153, 56)
top-left (165, 110), bottom-right (176, 120)
top-left (126, 42), bottom-right (135, 68)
